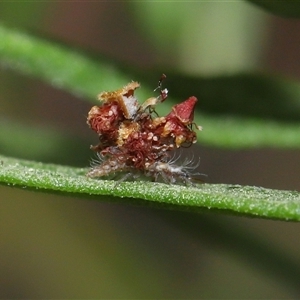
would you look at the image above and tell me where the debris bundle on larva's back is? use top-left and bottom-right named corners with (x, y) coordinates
top-left (86, 75), bottom-right (202, 185)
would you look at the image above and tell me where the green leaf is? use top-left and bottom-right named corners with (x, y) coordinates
top-left (1, 154), bottom-right (300, 221)
top-left (0, 24), bottom-right (132, 100)
top-left (247, 0), bottom-right (300, 18)
top-left (199, 115), bottom-right (300, 148)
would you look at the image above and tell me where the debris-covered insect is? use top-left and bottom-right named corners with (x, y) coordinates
top-left (86, 75), bottom-right (202, 184)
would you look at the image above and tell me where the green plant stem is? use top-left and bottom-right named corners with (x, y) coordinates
top-left (1, 154), bottom-right (300, 221)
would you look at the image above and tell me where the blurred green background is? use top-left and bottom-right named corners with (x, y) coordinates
top-left (1, 1), bottom-right (300, 298)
